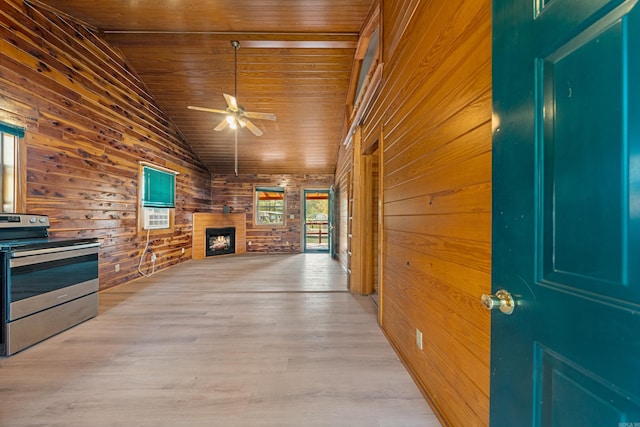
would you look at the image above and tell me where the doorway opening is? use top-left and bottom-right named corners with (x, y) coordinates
top-left (303, 190), bottom-right (331, 252)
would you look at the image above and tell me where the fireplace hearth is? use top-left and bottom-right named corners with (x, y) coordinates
top-left (206, 227), bottom-right (236, 256)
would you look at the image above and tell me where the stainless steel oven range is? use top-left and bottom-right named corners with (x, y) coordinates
top-left (0, 213), bottom-right (100, 356)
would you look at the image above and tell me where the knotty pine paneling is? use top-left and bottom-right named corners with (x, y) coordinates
top-left (380, 1), bottom-right (492, 424)
top-left (211, 174), bottom-right (334, 253)
top-left (0, 0), bottom-right (212, 290)
top-left (371, 150), bottom-right (379, 293)
top-left (335, 0), bottom-right (493, 425)
top-left (382, 0), bottom-right (422, 64)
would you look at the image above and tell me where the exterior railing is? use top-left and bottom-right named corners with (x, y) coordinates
top-left (305, 220), bottom-right (329, 244)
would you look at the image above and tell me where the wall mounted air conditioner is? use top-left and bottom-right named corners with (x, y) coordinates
top-left (142, 207), bottom-right (170, 230)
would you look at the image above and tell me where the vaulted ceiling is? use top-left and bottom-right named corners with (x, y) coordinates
top-left (37, 0), bottom-right (376, 175)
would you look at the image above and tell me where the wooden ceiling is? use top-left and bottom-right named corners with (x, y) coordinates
top-left (37, 0), bottom-right (376, 175)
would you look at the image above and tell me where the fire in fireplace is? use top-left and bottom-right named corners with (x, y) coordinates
top-left (206, 227), bottom-right (236, 256)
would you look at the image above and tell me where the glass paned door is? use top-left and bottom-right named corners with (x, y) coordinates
top-left (303, 190), bottom-right (330, 252)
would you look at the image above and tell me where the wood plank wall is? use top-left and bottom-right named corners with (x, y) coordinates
top-left (211, 173), bottom-right (334, 253)
top-left (336, 0), bottom-right (493, 425)
top-left (0, 0), bottom-right (212, 290)
top-left (371, 151), bottom-right (379, 294)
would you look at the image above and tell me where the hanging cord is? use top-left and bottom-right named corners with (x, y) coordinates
top-left (137, 227), bottom-right (156, 277)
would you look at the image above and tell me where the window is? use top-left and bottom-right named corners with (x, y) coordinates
top-left (141, 163), bottom-right (177, 208)
top-left (0, 123), bottom-right (24, 213)
top-left (255, 186), bottom-right (285, 225)
top-left (139, 163), bottom-right (178, 231)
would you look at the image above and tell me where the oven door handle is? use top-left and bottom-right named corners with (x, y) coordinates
top-left (10, 243), bottom-right (100, 267)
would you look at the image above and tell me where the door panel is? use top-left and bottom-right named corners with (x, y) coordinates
top-left (492, 0), bottom-right (640, 425)
top-left (534, 0), bottom-right (628, 34)
top-left (539, 3), bottom-right (630, 296)
top-left (535, 345), bottom-right (640, 426)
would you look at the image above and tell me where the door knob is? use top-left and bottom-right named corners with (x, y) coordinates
top-left (481, 289), bottom-right (515, 315)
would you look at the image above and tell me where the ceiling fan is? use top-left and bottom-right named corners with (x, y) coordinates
top-left (187, 40), bottom-right (276, 137)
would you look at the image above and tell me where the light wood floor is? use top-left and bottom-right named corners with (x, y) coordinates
top-left (0, 253), bottom-right (441, 427)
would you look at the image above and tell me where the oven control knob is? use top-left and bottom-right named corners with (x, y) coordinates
top-left (39, 217), bottom-right (46, 223)
top-left (29, 217), bottom-right (36, 223)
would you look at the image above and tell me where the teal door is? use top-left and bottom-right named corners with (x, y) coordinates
top-left (492, 0), bottom-right (640, 425)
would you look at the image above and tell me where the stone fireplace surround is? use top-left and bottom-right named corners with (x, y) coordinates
top-left (192, 213), bottom-right (247, 259)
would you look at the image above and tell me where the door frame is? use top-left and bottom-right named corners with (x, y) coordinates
top-left (302, 188), bottom-right (331, 253)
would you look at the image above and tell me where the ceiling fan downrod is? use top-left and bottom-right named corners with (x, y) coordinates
top-left (187, 38), bottom-right (276, 175)
top-left (231, 40), bottom-right (239, 101)
top-left (231, 40), bottom-right (240, 177)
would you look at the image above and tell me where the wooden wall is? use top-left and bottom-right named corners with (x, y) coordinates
top-left (0, 0), bottom-right (212, 290)
top-left (211, 173), bottom-right (334, 253)
top-left (336, 0), bottom-right (493, 425)
top-left (370, 150), bottom-right (380, 294)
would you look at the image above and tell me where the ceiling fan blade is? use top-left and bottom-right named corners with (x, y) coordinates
top-left (214, 118), bottom-right (230, 131)
top-left (187, 105), bottom-right (229, 115)
top-left (223, 93), bottom-right (238, 111)
top-left (244, 111), bottom-right (277, 121)
top-left (245, 119), bottom-right (264, 136)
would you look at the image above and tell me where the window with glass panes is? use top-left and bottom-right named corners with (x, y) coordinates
top-left (0, 123), bottom-right (23, 213)
top-left (255, 186), bottom-right (285, 225)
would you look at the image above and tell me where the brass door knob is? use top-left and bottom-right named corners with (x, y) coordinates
top-left (481, 289), bottom-right (515, 315)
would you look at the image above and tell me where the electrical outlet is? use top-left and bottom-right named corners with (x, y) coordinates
top-left (115, 264), bottom-right (120, 272)
top-left (248, 241), bottom-right (252, 246)
top-left (151, 253), bottom-right (156, 262)
top-left (416, 329), bottom-right (423, 350)
top-left (181, 248), bottom-right (185, 254)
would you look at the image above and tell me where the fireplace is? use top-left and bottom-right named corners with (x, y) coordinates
top-left (206, 227), bottom-right (236, 256)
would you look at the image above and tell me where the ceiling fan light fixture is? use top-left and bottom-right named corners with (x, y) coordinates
top-left (187, 39), bottom-right (276, 174)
